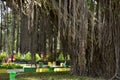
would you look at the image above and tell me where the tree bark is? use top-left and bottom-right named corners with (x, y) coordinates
top-left (20, 14), bottom-right (30, 54)
top-left (0, 3), bottom-right (3, 51)
top-left (70, 0), bottom-right (88, 76)
top-left (11, 12), bottom-right (16, 53)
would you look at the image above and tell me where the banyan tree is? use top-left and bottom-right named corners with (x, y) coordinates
top-left (0, 0), bottom-right (120, 79)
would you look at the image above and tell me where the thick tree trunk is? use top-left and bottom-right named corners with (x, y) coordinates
top-left (90, 0), bottom-right (120, 79)
top-left (11, 12), bottom-right (16, 53)
top-left (39, 14), bottom-right (46, 54)
top-left (86, 0), bottom-right (95, 75)
top-left (0, 26), bottom-right (2, 51)
top-left (70, 0), bottom-right (88, 76)
top-left (111, 1), bottom-right (120, 79)
top-left (20, 14), bottom-right (30, 54)
top-left (16, 14), bottom-right (20, 52)
top-left (0, 3), bottom-right (2, 51)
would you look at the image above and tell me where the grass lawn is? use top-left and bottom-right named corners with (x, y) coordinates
top-left (16, 72), bottom-right (105, 80)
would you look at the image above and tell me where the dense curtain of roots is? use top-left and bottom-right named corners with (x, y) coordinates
top-left (0, 0), bottom-right (120, 79)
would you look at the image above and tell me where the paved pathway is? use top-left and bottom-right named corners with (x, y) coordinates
top-left (7, 69), bottom-right (24, 73)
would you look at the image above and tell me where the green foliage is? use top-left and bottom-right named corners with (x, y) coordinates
top-left (20, 55), bottom-right (25, 60)
top-left (14, 52), bottom-right (21, 60)
top-left (0, 52), bottom-right (6, 60)
top-left (24, 52), bottom-right (31, 61)
top-left (15, 64), bottom-right (23, 69)
top-left (58, 53), bottom-right (64, 61)
top-left (0, 63), bottom-right (23, 69)
top-left (36, 53), bottom-right (41, 62)
top-left (24, 52), bottom-right (42, 62)
top-left (67, 54), bottom-right (70, 60)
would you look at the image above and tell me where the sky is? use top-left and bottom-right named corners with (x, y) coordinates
top-left (0, 1), bottom-right (11, 22)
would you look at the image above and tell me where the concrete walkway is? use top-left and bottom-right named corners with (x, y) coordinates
top-left (7, 69), bottom-right (24, 73)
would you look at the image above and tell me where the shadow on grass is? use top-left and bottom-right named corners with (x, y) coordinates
top-left (16, 72), bottom-right (104, 80)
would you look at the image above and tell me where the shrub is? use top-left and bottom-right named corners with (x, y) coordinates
top-left (15, 64), bottom-right (23, 69)
top-left (0, 52), bottom-right (6, 60)
top-left (58, 53), bottom-right (64, 61)
top-left (36, 53), bottom-right (41, 62)
top-left (0, 63), bottom-right (23, 69)
top-left (67, 54), bottom-right (70, 60)
top-left (20, 54), bottom-right (25, 60)
top-left (24, 52), bottom-right (31, 61)
top-left (14, 52), bottom-right (21, 60)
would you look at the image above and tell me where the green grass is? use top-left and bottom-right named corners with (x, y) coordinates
top-left (16, 72), bottom-right (105, 80)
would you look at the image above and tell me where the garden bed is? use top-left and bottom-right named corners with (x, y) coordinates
top-left (0, 63), bottom-right (23, 69)
top-left (24, 66), bottom-right (71, 73)
top-left (24, 67), bottom-right (36, 72)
